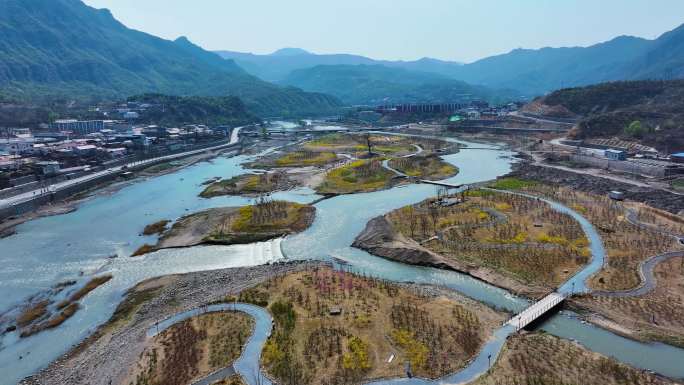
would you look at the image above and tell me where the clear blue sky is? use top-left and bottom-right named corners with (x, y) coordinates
top-left (83, 0), bottom-right (684, 63)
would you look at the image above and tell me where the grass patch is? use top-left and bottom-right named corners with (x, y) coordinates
top-left (672, 178), bottom-right (684, 191)
top-left (131, 244), bottom-right (156, 257)
top-left (388, 155), bottom-right (458, 180)
top-left (142, 220), bottom-right (170, 235)
top-left (200, 172), bottom-right (290, 198)
top-left (206, 201), bottom-right (315, 244)
top-left (488, 177), bottom-right (538, 190)
top-left (275, 151), bottom-right (337, 167)
top-left (317, 159), bottom-right (395, 194)
top-left (17, 300), bottom-right (49, 328)
top-left (69, 275), bottom-right (113, 302)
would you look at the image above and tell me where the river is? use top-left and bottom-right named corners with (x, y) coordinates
top-left (1, 129), bottom-right (683, 384)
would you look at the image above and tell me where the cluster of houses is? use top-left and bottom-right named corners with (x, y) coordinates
top-left (0, 114), bottom-right (233, 189)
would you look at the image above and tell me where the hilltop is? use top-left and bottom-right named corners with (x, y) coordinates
top-left (525, 80), bottom-right (684, 152)
top-left (0, 0), bottom-right (342, 117)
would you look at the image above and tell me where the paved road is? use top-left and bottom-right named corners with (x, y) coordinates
top-left (0, 126), bottom-right (245, 210)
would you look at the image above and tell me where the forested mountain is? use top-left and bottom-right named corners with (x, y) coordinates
top-left (281, 64), bottom-right (516, 105)
top-left (216, 49), bottom-right (464, 83)
top-left (434, 24), bottom-right (684, 95)
top-left (127, 94), bottom-right (258, 127)
top-left (219, 23), bottom-right (684, 97)
top-left (526, 80), bottom-right (684, 152)
top-left (0, 0), bottom-right (342, 117)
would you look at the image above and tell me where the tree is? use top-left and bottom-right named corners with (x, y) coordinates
top-left (365, 134), bottom-right (373, 156)
top-left (624, 120), bottom-right (646, 138)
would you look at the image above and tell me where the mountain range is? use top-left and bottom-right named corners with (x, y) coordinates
top-left (0, 0), bottom-right (342, 117)
top-left (216, 48), bottom-right (465, 84)
top-left (219, 23), bottom-right (684, 97)
top-left (280, 64), bottom-right (517, 105)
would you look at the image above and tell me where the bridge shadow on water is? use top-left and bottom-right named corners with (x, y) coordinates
top-left (522, 300), bottom-right (566, 332)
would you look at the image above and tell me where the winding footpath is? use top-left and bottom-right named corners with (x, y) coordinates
top-left (148, 189), bottom-right (613, 385)
top-left (593, 208), bottom-right (684, 298)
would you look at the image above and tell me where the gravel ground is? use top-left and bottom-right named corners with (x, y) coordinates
top-left (20, 260), bottom-right (324, 385)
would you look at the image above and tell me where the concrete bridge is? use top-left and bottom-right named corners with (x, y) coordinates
top-left (507, 292), bottom-right (567, 331)
top-left (419, 180), bottom-right (468, 189)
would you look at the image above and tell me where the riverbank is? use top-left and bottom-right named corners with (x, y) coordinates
top-left (0, 147), bottom-right (239, 240)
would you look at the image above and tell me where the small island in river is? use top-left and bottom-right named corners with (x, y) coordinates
top-left (133, 199), bottom-right (315, 256)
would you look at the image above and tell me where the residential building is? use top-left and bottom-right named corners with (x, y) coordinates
top-left (672, 153), bottom-right (684, 164)
top-left (48, 120), bottom-right (105, 135)
top-left (605, 149), bottom-right (627, 161)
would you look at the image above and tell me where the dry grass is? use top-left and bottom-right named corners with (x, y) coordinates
top-left (17, 300), bottom-right (49, 328)
top-left (472, 332), bottom-right (673, 385)
top-left (575, 256), bottom-right (684, 347)
top-left (200, 172), bottom-right (292, 198)
top-left (69, 275), bottom-right (113, 302)
top-left (275, 151), bottom-right (338, 167)
top-left (211, 376), bottom-right (246, 385)
top-left (206, 200), bottom-right (315, 244)
top-left (20, 303), bottom-right (81, 338)
top-left (500, 183), bottom-right (683, 291)
top-left (241, 267), bottom-right (504, 385)
top-left (387, 155), bottom-right (459, 180)
top-left (131, 244), bottom-right (156, 257)
top-left (387, 190), bottom-right (589, 288)
top-left (142, 220), bottom-right (170, 236)
top-left (128, 312), bottom-right (253, 385)
top-left (317, 159), bottom-right (396, 194)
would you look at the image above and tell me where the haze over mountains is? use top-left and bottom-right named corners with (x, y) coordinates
top-left (280, 64), bottom-right (517, 106)
top-left (219, 23), bottom-right (684, 98)
top-left (0, 0), bottom-right (341, 116)
top-left (2, 0), bottom-right (684, 117)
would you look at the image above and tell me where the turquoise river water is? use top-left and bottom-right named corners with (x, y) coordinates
top-left (0, 131), bottom-right (683, 384)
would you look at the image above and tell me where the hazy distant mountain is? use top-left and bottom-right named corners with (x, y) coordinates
top-left (445, 24), bottom-right (684, 95)
top-left (281, 64), bottom-right (517, 105)
top-left (220, 23), bottom-right (684, 97)
top-left (0, 0), bottom-right (342, 117)
top-left (215, 49), bottom-right (465, 82)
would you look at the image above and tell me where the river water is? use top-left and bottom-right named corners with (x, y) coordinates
top-left (1, 131), bottom-right (683, 384)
